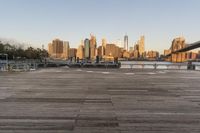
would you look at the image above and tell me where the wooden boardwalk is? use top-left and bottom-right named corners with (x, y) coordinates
top-left (0, 68), bottom-right (200, 133)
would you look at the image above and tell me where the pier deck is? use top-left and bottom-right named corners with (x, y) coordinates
top-left (0, 68), bottom-right (200, 133)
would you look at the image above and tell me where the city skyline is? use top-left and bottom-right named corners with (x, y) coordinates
top-left (47, 36), bottom-right (200, 62)
top-left (0, 0), bottom-right (200, 53)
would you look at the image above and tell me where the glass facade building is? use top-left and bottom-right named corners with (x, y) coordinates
top-left (84, 39), bottom-right (90, 59)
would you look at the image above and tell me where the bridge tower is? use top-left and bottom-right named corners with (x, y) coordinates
top-left (171, 37), bottom-right (187, 63)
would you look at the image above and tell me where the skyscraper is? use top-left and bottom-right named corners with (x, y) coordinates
top-left (76, 44), bottom-right (84, 60)
top-left (102, 38), bottom-right (107, 56)
top-left (105, 44), bottom-right (121, 58)
top-left (48, 39), bottom-right (64, 58)
top-left (48, 43), bottom-right (53, 57)
top-left (90, 34), bottom-right (97, 60)
top-left (139, 36), bottom-right (145, 57)
top-left (124, 34), bottom-right (128, 51)
top-left (84, 38), bottom-right (90, 59)
top-left (69, 48), bottom-right (77, 58)
top-left (63, 41), bottom-right (70, 59)
top-left (48, 39), bottom-right (70, 59)
top-left (98, 46), bottom-right (103, 57)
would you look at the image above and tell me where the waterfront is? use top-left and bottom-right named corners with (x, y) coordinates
top-left (1, 60), bottom-right (200, 72)
top-left (121, 61), bottom-right (200, 70)
top-left (0, 68), bottom-right (200, 133)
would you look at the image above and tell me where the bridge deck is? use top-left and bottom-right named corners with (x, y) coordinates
top-left (0, 68), bottom-right (200, 133)
top-left (165, 41), bottom-right (200, 57)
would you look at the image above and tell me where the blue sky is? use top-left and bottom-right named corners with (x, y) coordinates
top-left (0, 0), bottom-right (200, 53)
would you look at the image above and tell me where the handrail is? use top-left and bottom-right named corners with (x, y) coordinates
top-left (120, 63), bottom-right (193, 70)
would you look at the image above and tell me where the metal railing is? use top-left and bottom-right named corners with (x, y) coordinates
top-left (1, 60), bottom-right (200, 72)
top-left (0, 60), bottom-right (39, 72)
top-left (120, 63), bottom-right (200, 70)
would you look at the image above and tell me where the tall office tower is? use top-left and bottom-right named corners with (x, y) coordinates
top-left (105, 44), bottom-right (121, 58)
top-left (50, 39), bottom-right (64, 58)
top-left (124, 34), bottom-right (128, 51)
top-left (147, 51), bottom-right (159, 59)
top-left (69, 48), bottom-right (77, 58)
top-left (48, 43), bottom-right (53, 56)
top-left (84, 38), bottom-right (90, 59)
top-left (81, 40), bottom-right (84, 46)
top-left (134, 43), bottom-right (139, 51)
top-left (129, 47), bottom-right (134, 53)
top-left (139, 36), bottom-right (145, 57)
top-left (133, 42), bottom-right (139, 59)
top-left (102, 38), bottom-right (107, 56)
top-left (95, 48), bottom-right (98, 57)
top-left (76, 44), bottom-right (84, 60)
top-left (63, 41), bottom-right (70, 59)
top-left (98, 46), bottom-right (103, 57)
top-left (90, 34), bottom-right (97, 59)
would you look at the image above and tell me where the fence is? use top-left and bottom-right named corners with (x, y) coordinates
top-left (0, 60), bottom-right (38, 72)
top-left (1, 61), bottom-right (200, 72)
top-left (120, 63), bottom-right (200, 71)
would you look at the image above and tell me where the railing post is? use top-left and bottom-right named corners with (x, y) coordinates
top-left (142, 64), bottom-right (144, 69)
top-left (130, 64), bottom-right (133, 69)
top-left (166, 65), bottom-right (169, 70)
top-left (154, 63), bottom-right (157, 70)
top-left (178, 65), bottom-right (181, 70)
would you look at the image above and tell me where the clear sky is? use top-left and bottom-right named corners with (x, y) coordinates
top-left (0, 0), bottom-right (200, 53)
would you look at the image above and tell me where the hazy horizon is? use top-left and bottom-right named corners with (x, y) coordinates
top-left (0, 0), bottom-right (200, 53)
